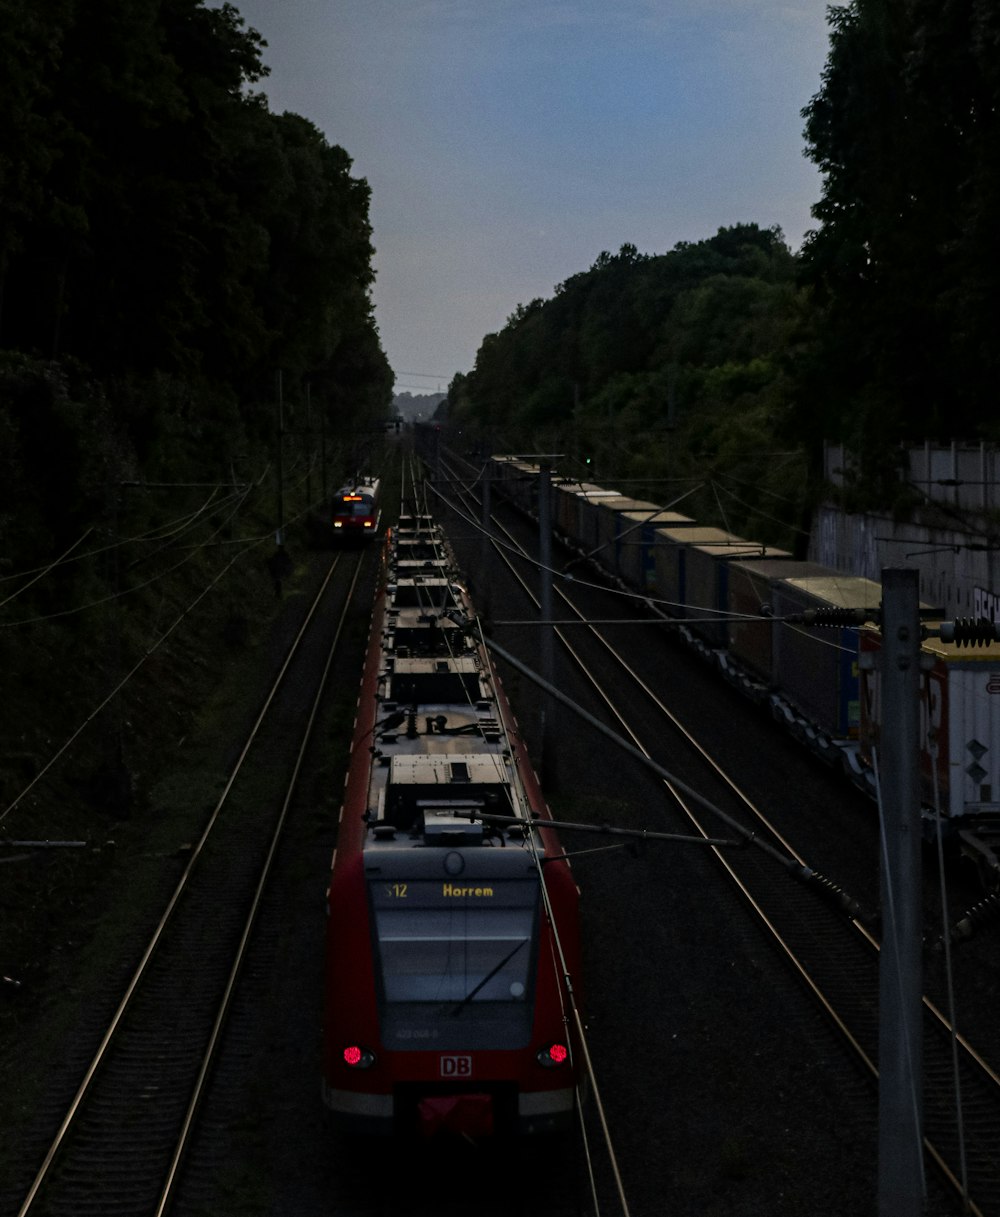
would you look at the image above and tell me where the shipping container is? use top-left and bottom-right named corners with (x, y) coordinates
top-left (594, 497), bottom-right (661, 581)
top-left (552, 481), bottom-right (601, 539)
top-left (685, 542), bottom-right (790, 647)
top-left (652, 526), bottom-right (758, 619)
top-left (554, 486), bottom-right (622, 551)
top-left (860, 627), bottom-right (1000, 820)
top-left (616, 510), bottom-right (697, 592)
top-left (575, 490), bottom-right (628, 560)
top-left (727, 559), bottom-right (836, 679)
top-left (770, 575), bottom-right (882, 739)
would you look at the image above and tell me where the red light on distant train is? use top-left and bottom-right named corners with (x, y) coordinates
top-left (344, 1045), bottom-right (362, 1066)
top-left (343, 1045), bottom-right (375, 1068)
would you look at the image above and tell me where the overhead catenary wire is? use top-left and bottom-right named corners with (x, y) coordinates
top-left (0, 537), bottom-right (261, 827)
top-left (391, 480), bottom-right (626, 1210)
top-left (0, 461), bottom-right (321, 628)
top-left (434, 445), bottom-right (1000, 1198)
top-left (437, 448), bottom-right (973, 704)
top-left (929, 747), bottom-right (971, 1208)
top-left (428, 477), bottom-right (740, 616)
top-left (480, 635), bottom-right (808, 875)
top-left (0, 528), bottom-right (95, 610)
top-left (396, 481), bottom-right (622, 1207)
top-left (471, 609), bottom-right (631, 1216)
top-left (0, 471), bottom-right (320, 828)
top-left (431, 476), bottom-right (873, 657)
top-left (432, 455), bottom-right (876, 1181)
top-left (0, 479), bottom-right (260, 591)
top-left (0, 483), bottom-right (256, 627)
top-left (711, 476), bottom-right (814, 538)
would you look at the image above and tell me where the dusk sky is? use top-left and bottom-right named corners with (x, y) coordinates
top-left (220, 1), bottom-right (833, 395)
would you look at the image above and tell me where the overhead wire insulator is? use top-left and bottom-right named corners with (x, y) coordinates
top-left (795, 867), bottom-right (870, 922)
top-left (938, 618), bottom-right (999, 648)
top-left (950, 890), bottom-right (1000, 941)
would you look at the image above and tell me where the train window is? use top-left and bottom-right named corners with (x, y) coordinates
top-left (375, 907), bottom-right (534, 1004)
top-left (369, 879), bottom-right (538, 1048)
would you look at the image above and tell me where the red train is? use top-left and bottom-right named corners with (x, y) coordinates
top-left (322, 511), bottom-right (582, 1138)
top-left (330, 477), bottom-right (381, 541)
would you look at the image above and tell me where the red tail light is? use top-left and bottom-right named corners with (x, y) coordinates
top-left (343, 1045), bottom-right (376, 1069)
top-left (536, 1042), bottom-right (569, 1067)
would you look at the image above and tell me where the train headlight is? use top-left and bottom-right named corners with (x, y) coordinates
top-left (343, 1045), bottom-right (376, 1069)
top-left (536, 1042), bottom-right (569, 1068)
top-left (333, 521), bottom-right (343, 529)
top-left (363, 521), bottom-right (373, 528)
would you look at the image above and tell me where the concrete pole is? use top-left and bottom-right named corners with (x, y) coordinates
top-left (275, 370), bottom-right (285, 546)
top-left (305, 381), bottom-right (312, 509)
top-left (480, 465), bottom-right (492, 616)
top-left (878, 567), bottom-right (925, 1216)
top-left (538, 462), bottom-right (554, 776)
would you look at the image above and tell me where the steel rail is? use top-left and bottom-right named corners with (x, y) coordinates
top-left (16, 551), bottom-right (350, 1217)
top-left (154, 554), bottom-right (366, 1216)
top-left (438, 447), bottom-right (1000, 1216)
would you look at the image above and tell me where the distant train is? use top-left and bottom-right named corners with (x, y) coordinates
top-left (329, 477), bottom-right (381, 541)
top-left (321, 508), bottom-right (582, 1137)
top-left (480, 454), bottom-right (1000, 891)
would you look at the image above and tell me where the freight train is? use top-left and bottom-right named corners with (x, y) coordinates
top-left (480, 454), bottom-right (1000, 891)
top-left (321, 506), bottom-right (582, 1137)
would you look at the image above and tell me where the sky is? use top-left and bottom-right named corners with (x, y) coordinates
top-left (220, 1), bottom-right (833, 396)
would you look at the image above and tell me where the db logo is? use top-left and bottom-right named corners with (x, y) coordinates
top-left (440, 1055), bottom-right (472, 1078)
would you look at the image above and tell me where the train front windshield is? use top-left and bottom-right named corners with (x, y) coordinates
top-left (370, 877), bottom-right (538, 1050)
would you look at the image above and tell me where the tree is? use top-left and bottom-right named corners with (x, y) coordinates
top-left (449, 225), bottom-right (806, 545)
top-left (800, 0), bottom-right (1000, 460)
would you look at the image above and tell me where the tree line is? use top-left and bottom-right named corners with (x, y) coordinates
top-left (448, 226), bottom-right (811, 549)
top-left (449, 0), bottom-right (1000, 532)
top-left (0, 0), bottom-right (391, 573)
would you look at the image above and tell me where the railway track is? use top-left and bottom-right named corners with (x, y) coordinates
top-left (435, 445), bottom-right (1000, 1216)
top-left (9, 442), bottom-right (997, 1214)
top-left (7, 547), bottom-right (371, 1217)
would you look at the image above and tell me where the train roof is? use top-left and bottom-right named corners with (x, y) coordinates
top-left (774, 573), bottom-right (883, 609)
top-left (618, 509), bottom-right (696, 528)
top-left (553, 481), bottom-right (615, 496)
top-left (702, 543), bottom-right (792, 562)
top-left (354, 551), bottom-right (546, 854)
top-left (335, 477), bottom-right (379, 495)
top-left (595, 495), bottom-right (661, 513)
top-left (655, 525), bottom-right (757, 550)
top-left (733, 558), bottom-right (835, 581)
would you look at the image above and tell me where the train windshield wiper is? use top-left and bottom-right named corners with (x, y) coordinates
top-left (449, 939), bottom-right (528, 1016)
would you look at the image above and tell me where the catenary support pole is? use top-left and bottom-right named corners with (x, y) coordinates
top-left (480, 464), bottom-right (491, 616)
top-left (275, 370), bottom-right (285, 546)
top-left (538, 462), bottom-right (554, 776)
top-left (878, 567), bottom-right (925, 1215)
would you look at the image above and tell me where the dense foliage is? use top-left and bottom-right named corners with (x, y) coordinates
top-left (449, 227), bottom-right (811, 549)
top-left (800, 0), bottom-right (1000, 465)
top-left (0, 0), bottom-right (391, 570)
top-left (451, 2), bottom-right (1000, 524)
